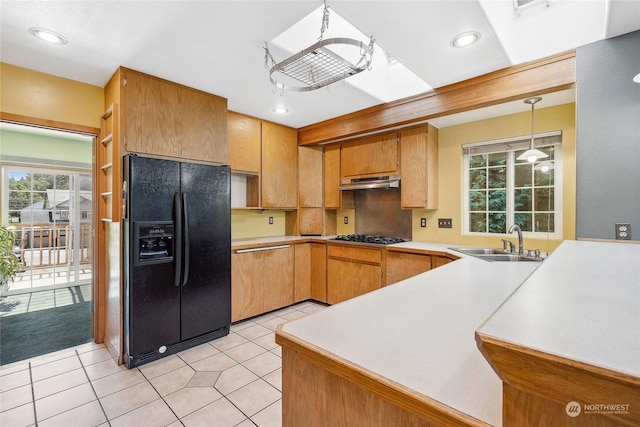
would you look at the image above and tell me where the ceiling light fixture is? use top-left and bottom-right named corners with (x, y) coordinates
top-left (264, 0), bottom-right (375, 92)
top-left (29, 27), bottom-right (68, 45)
top-left (634, 72), bottom-right (640, 83)
top-left (451, 31), bottom-right (480, 48)
top-left (517, 97), bottom-right (549, 163)
top-left (273, 107), bottom-right (289, 114)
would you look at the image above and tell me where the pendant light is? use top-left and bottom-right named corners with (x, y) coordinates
top-left (517, 96), bottom-right (548, 163)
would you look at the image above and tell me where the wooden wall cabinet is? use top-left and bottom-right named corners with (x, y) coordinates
top-left (299, 146), bottom-right (323, 207)
top-left (323, 144), bottom-right (341, 209)
top-left (232, 245), bottom-right (294, 322)
top-left (227, 111), bottom-right (261, 174)
top-left (261, 121), bottom-right (298, 209)
top-left (298, 146), bottom-right (324, 235)
top-left (326, 244), bottom-right (383, 305)
top-left (341, 132), bottom-right (399, 179)
top-left (385, 250), bottom-right (432, 286)
top-left (227, 114), bottom-right (298, 211)
top-left (400, 125), bottom-right (439, 209)
top-left (121, 68), bottom-right (227, 164)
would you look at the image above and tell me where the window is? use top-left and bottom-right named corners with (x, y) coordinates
top-left (463, 132), bottom-right (562, 237)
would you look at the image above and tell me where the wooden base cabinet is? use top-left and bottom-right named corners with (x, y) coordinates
top-left (385, 250), bottom-right (432, 286)
top-left (232, 245), bottom-right (294, 322)
top-left (294, 243), bottom-right (327, 304)
top-left (327, 244), bottom-right (383, 305)
top-left (477, 334), bottom-right (640, 427)
top-left (277, 330), bottom-right (484, 427)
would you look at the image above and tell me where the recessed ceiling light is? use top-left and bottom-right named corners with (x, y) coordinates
top-left (451, 31), bottom-right (480, 48)
top-left (273, 107), bottom-right (289, 114)
top-left (29, 27), bottom-right (68, 45)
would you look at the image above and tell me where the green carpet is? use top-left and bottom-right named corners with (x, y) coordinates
top-left (0, 301), bottom-right (92, 365)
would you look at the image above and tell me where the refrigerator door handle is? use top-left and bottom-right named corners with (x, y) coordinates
top-left (174, 192), bottom-right (183, 287)
top-left (181, 193), bottom-right (190, 287)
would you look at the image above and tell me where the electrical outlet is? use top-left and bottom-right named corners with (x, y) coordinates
top-left (420, 218), bottom-right (427, 228)
top-left (615, 223), bottom-right (631, 240)
top-left (438, 218), bottom-right (452, 228)
top-left (268, 216), bottom-right (273, 225)
top-left (344, 216), bottom-right (349, 224)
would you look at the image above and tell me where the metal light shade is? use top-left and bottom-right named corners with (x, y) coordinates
top-left (517, 97), bottom-right (549, 163)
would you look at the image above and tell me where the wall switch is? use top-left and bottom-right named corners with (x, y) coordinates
top-left (438, 218), bottom-right (453, 228)
top-left (343, 216), bottom-right (349, 225)
top-left (420, 218), bottom-right (427, 228)
top-left (615, 223), bottom-right (631, 240)
top-left (268, 216), bottom-right (273, 225)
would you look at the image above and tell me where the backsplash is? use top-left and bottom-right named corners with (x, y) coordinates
top-left (231, 210), bottom-right (286, 239)
top-left (354, 188), bottom-right (412, 239)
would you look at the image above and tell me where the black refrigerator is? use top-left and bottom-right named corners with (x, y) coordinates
top-left (123, 154), bottom-right (231, 368)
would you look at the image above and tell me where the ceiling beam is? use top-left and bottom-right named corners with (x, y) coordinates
top-left (298, 50), bottom-right (576, 146)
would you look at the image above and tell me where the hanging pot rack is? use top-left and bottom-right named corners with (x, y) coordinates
top-left (264, 1), bottom-right (375, 92)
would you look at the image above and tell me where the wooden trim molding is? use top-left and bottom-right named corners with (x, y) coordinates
top-left (476, 332), bottom-right (640, 426)
top-left (0, 112), bottom-right (100, 136)
top-left (1, 112), bottom-right (102, 343)
top-left (276, 326), bottom-right (491, 426)
top-left (298, 50), bottom-right (576, 145)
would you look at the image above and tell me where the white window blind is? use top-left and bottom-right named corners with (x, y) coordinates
top-left (462, 131), bottom-right (562, 156)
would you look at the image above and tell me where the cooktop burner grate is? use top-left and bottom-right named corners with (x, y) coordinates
top-left (332, 234), bottom-right (406, 245)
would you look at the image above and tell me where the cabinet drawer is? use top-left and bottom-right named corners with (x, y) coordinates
top-left (327, 244), bottom-right (382, 264)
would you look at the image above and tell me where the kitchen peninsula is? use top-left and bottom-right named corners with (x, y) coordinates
top-left (276, 240), bottom-right (640, 426)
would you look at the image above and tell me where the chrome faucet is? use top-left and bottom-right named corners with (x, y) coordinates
top-left (508, 224), bottom-right (524, 255)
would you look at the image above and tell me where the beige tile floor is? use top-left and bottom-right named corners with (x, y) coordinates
top-left (0, 301), bottom-right (327, 427)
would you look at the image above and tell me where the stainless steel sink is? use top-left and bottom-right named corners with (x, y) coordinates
top-left (449, 247), bottom-right (505, 255)
top-left (449, 247), bottom-right (543, 262)
top-left (475, 253), bottom-right (542, 262)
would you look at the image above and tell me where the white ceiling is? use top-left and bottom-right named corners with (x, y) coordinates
top-left (1, 1), bottom-right (639, 130)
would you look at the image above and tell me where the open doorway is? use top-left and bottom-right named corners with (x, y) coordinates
top-left (0, 122), bottom-right (95, 364)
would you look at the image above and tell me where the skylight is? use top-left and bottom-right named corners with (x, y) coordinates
top-left (269, 5), bottom-right (431, 103)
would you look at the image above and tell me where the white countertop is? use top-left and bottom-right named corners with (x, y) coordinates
top-left (478, 240), bottom-right (640, 378)
top-left (281, 241), bottom-right (540, 426)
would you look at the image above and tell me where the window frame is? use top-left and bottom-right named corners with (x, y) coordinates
top-left (462, 132), bottom-right (563, 239)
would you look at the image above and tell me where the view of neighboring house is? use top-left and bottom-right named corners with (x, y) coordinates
top-left (19, 189), bottom-right (92, 224)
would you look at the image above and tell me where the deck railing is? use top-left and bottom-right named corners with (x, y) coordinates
top-left (11, 223), bottom-right (92, 268)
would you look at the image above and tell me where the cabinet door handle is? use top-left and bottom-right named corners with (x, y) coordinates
top-left (235, 245), bottom-right (290, 254)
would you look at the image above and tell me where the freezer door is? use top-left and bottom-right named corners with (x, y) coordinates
top-left (126, 155), bottom-right (181, 356)
top-left (180, 163), bottom-right (231, 340)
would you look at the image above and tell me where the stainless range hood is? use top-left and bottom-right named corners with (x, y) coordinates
top-left (339, 175), bottom-right (400, 191)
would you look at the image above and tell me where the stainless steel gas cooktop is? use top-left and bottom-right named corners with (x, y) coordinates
top-left (331, 234), bottom-right (406, 245)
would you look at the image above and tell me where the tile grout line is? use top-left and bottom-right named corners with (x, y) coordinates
top-left (76, 349), bottom-right (112, 427)
top-left (145, 354), bottom-right (190, 425)
top-left (28, 362), bottom-right (38, 427)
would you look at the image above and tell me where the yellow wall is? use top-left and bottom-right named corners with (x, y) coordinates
top-left (412, 103), bottom-right (576, 254)
top-left (0, 63), bottom-right (104, 128)
top-left (231, 210), bottom-right (286, 239)
top-left (336, 209), bottom-right (355, 235)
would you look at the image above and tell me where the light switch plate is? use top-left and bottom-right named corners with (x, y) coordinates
top-left (268, 216), bottom-right (273, 225)
top-left (420, 218), bottom-right (427, 228)
top-left (344, 216), bottom-right (349, 224)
